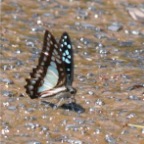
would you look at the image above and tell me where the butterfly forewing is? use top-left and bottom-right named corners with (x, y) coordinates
top-left (25, 30), bottom-right (66, 99)
top-left (59, 32), bottom-right (73, 86)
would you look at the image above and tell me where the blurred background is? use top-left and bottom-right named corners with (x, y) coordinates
top-left (1, 0), bottom-right (144, 143)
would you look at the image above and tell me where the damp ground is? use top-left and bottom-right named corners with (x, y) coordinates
top-left (1, 0), bottom-right (144, 144)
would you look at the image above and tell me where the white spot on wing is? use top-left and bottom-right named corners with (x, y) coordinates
top-left (53, 49), bottom-right (58, 55)
top-left (67, 55), bottom-right (71, 59)
top-left (56, 58), bottom-right (62, 64)
top-left (65, 50), bottom-right (69, 55)
top-left (48, 34), bottom-right (51, 38)
top-left (65, 58), bottom-right (71, 64)
top-left (43, 52), bottom-right (49, 56)
top-left (62, 57), bottom-right (65, 61)
top-left (64, 35), bottom-right (67, 39)
top-left (43, 56), bottom-right (47, 61)
top-left (47, 42), bottom-right (50, 47)
top-left (54, 44), bottom-right (58, 48)
top-left (67, 68), bottom-right (71, 71)
top-left (64, 42), bottom-right (67, 45)
top-left (51, 56), bottom-right (55, 61)
top-left (67, 44), bottom-right (71, 49)
top-left (63, 53), bottom-right (66, 56)
top-left (50, 41), bottom-right (53, 45)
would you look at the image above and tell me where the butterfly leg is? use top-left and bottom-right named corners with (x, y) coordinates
top-left (55, 91), bottom-right (72, 104)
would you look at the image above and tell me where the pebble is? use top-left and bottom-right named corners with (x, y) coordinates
top-left (81, 23), bottom-right (95, 30)
top-left (15, 60), bottom-right (24, 66)
top-left (67, 139), bottom-right (83, 144)
top-left (105, 134), bottom-right (116, 144)
top-left (108, 22), bottom-right (123, 31)
top-left (95, 99), bottom-right (105, 106)
top-left (131, 30), bottom-right (140, 35)
top-left (8, 106), bottom-right (17, 111)
top-left (65, 124), bottom-right (80, 131)
top-left (15, 49), bottom-right (22, 54)
top-left (1, 78), bottom-right (14, 84)
top-left (80, 37), bottom-right (91, 45)
top-left (86, 72), bottom-right (95, 79)
top-left (26, 41), bottom-right (35, 47)
top-left (26, 140), bottom-right (41, 144)
top-left (2, 64), bottom-right (15, 71)
top-left (88, 91), bottom-right (94, 95)
top-left (128, 95), bottom-right (140, 100)
top-left (31, 26), bottom-right (44, 32)
top-left (76, 9), bottom-right (88, 19)
top-left (24, 116), bottom-right (37, 121)
top-left (95, 32), bottom-right (108, 39)
top-left (25, 123), bottom-right (40, 130)
top-left (13, 73), bottom-right (21, 79)
top-left (77, 75), bottom-right (86, 82)
top-left (127, 113), bottom-right (136, 119)
top-left (94, 128), bottom-right (101, 134)
top-left (43, 13), bottom-right (54, 17)
top-left (142, 129), bottom-right (144, 134)
top-left (40, 126), bottom-right (49, 133)
top-left (119, 41), bottom-right (133, 47)
top-left (1, 90), bottom-right (13, 97)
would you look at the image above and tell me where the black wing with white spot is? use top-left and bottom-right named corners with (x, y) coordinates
top-left (25, 30), bottom-right (66, 99)
top-left (59, 32), bottom-right (74, 86)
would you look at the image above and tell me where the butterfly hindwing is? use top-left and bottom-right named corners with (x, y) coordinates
top-left (59, 32), bottom-right (73, 86)
top-left (25, 30), bottom-right (66, 99)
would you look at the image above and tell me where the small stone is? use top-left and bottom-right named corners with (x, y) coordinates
top-left (31, 26), bottom-right (44, 32)
top-left (26, 140), bottom-right (41, 144)
top-left (105, 134), bottom-right (116, 144)
top-left (1, 91), bottom-right (13, 97)
top-left (1, 78), bottom-right (14, 84)
top-left (80, 37), bottom-right (91, 45)
top-left (127, 113), bottom-right (135, 119)
top-left (95, 128), bottom-right (101, 134)
top-left (40, 126), bottom-right (49, 133)
top-left (2, 64), bottom-right (15, 71)
top-left (13, 73), bottom-right (21, 79)
top-left (77, 75), bottom-right (86, 82)
top-left (26, 41), bottom-right (35, 47)
top-left (88, 91), bottom-right (94, 95)
top-left (15, 49), bottom-right (21, 54)
top-left (25, 123), bottom-right (39, 130)
top-left (67, 139), bottom-right (83, 144)
top-left (95, 99), bottom-right (105, 106)
top-left (76, 9), bottom-right (88, 19)
top-left (119, 41), bottom-right (133, 47)
top-left (131, 30), bottom-right (140, 35)
top-left (142, 129), bottom-right (144, 134)
top-left (128, 95), bottom-right (140, 100)
top-left (15, 60), bottom-right (23, 66)
top-left (108, 22), bottom-right (123, 31)
top-left (81, 23), bottom-right (95, 29)
top-left (8, 106), bottom-right (17, 111)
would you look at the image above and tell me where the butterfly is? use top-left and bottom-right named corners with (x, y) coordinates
top-left (25, 30), bottom-right (85, 113)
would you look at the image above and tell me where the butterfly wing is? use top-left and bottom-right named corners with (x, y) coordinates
top-left (59, 32), bottom-right (76, 94)
top-left (59, 32), bottom-right (74, 86)
top-left (25, 30), bottom-right (66, 99)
